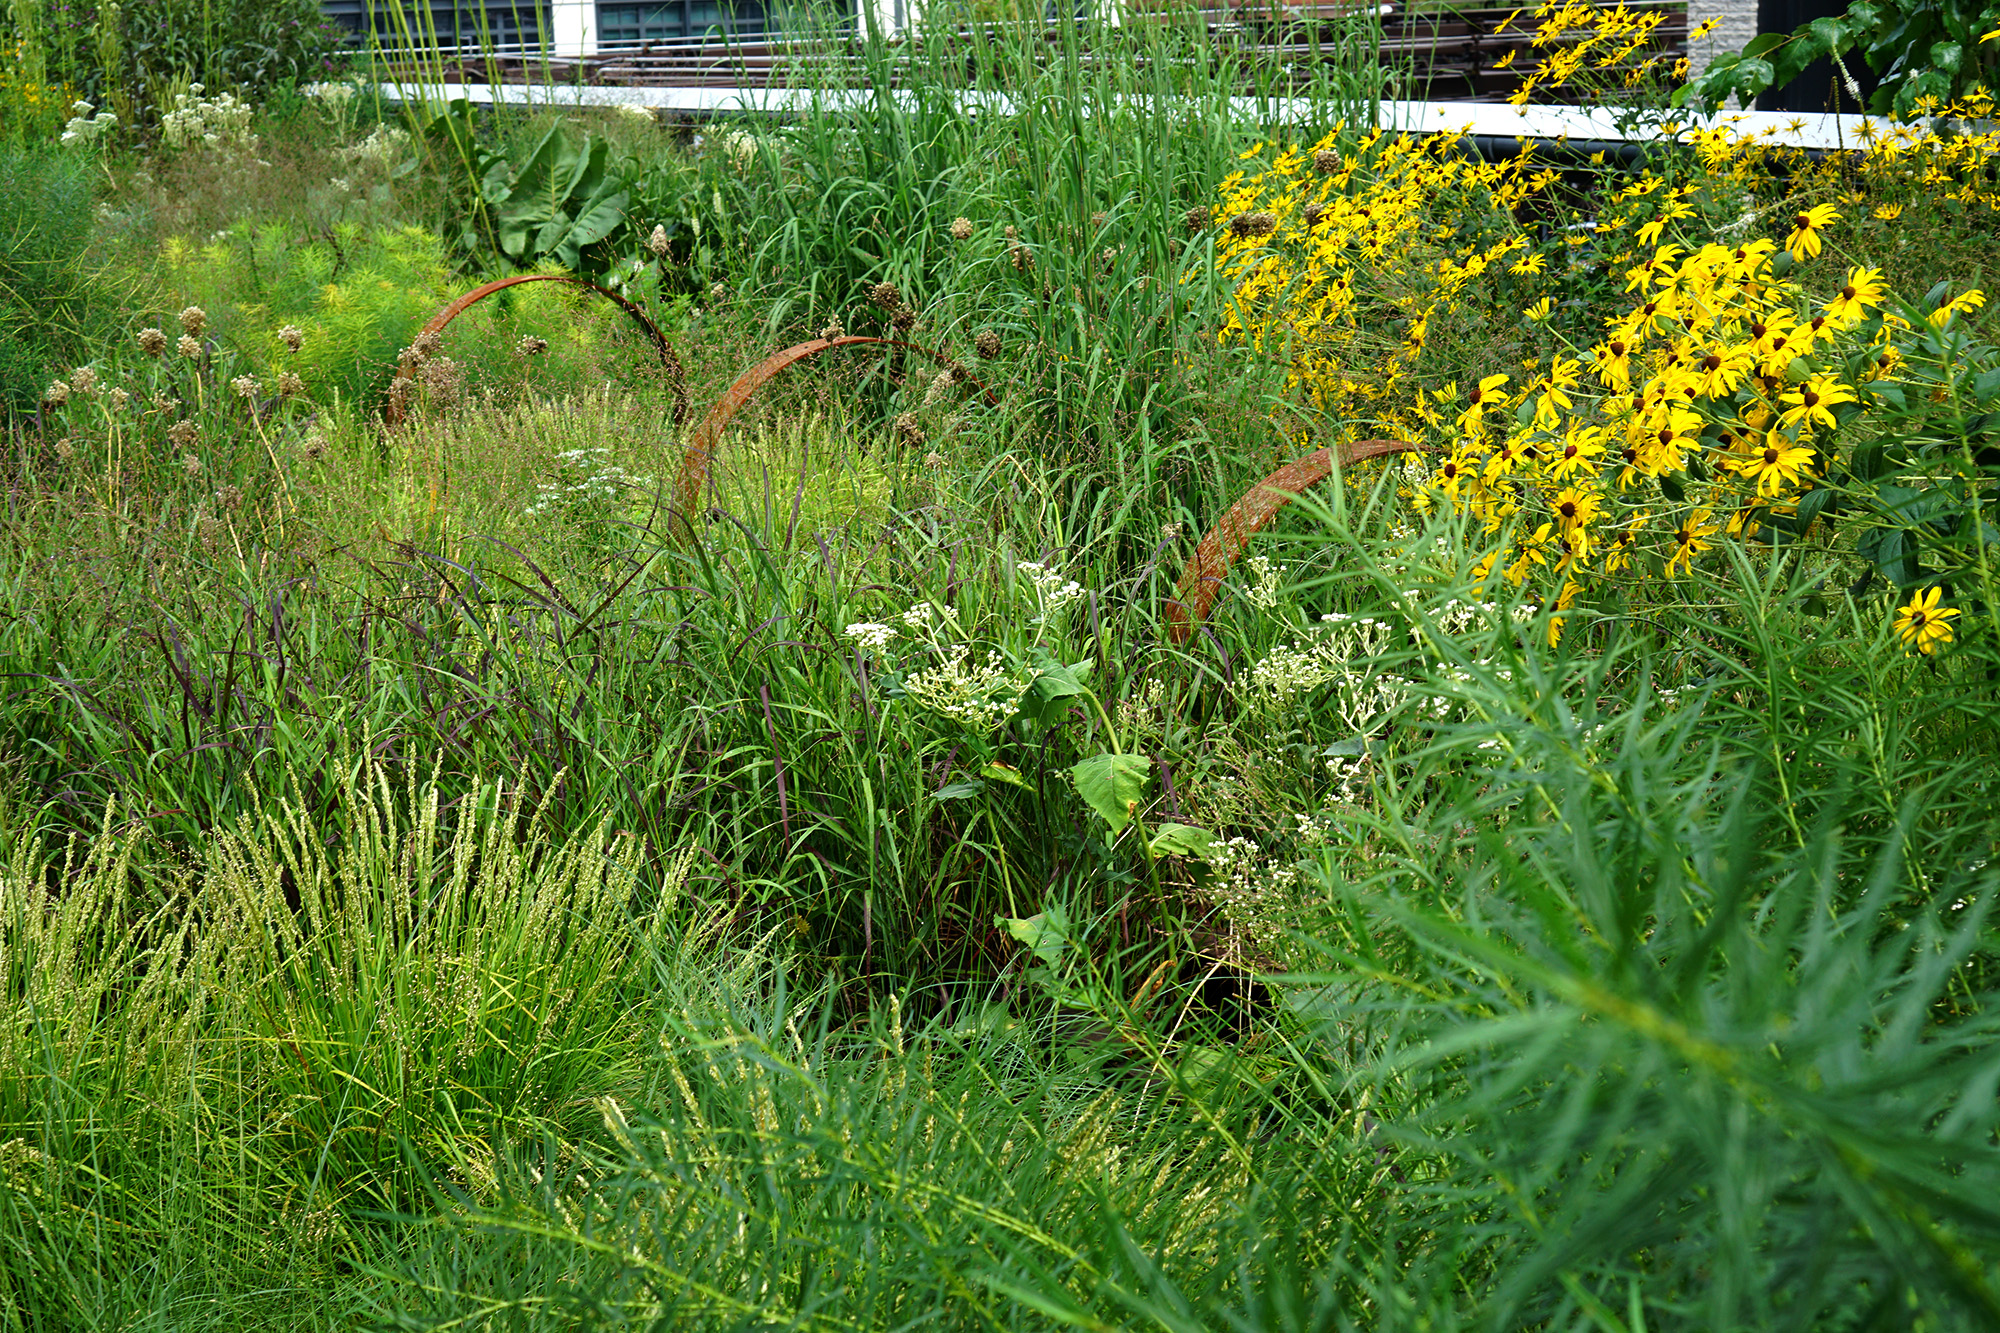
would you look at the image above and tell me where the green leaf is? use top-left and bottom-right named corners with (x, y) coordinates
top-left (1071, 752), bottom-right (1151, 834)
top-left (1148, 823), bottom-right (1216, 861)
top-left (999, 907), bottom-right (1070, 968)
top-left (979, 761), bottom-right (1030, 789)
top-left (934, 780), bottom-right (984, 802)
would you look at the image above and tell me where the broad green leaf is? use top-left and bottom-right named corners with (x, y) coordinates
top-left (1071, 752), bottom-right (1151, 834)
top-left (1148, 823), bottom-right (1216, 861)
top-left (999, 907), bottom-right (1069, 968)
top-left (979, 761), bottom-right (1030, 789)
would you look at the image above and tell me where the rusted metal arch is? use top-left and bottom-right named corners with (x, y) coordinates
top-left (384, 273), bottom-right (690, 428)
top-left (671, 334), bottom-right (998, 527)
top-left (1163, 438), bottom-right (1422, 644)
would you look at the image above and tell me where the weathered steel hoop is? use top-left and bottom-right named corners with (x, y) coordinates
top-left (1164, 438), bottom-right (1424, 644)
top-left (384, 273), bottom-right (690, 428)
top-left (671, 335), bottom-right (999, 527)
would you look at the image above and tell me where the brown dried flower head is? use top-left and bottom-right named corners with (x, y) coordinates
top-left (386, 377), bottom-right (418, 415)
top-left (516, 335), bottom-right (549, 357)
top-left (231, 374), bottom-right (261, 400)
top-left (53, 438), bottom-right (75, 462)
top-left (890, 307), bottom-right (917, 332)
top-left (418, 355), bottom-right (465, 406)
top-left (137, 327), bottom-right (168, 357)
top-left (277, 371), bottom-right (305, 398)
top-left (215, 484), bottom-right (244, 511)
top-left (181, 452), bottom-right (202, 476)
top-left (1229, 211), bottom-right (1277, 238)
top-left (1009, 243), bottom-right (1033, 273)
top-left (1183, 206), bottom-right (1211, 234)
top-left (300, 433), bottom-right (328, 462)
top-left (108, 387), bottom-right (131, 411)
top-left (893, 411), bottom-right (925, 446)
top-left (1312, 149), bottom-right (1340, 174)
top-left (43, 380), bottom-right (71, 406)
top-left (412, 331), bottom-right (443, 360)
top-left (167, 419), bottom-right (200, 448)
top-left (278, 325), bottom-right (304, 353)
top-left (818, 321), bottom-right (845, 341)
top-left (1301, 203), bottom-right (1325, 228)
top-left (179, 306), bottom-right (208, 337)
top-left (948, 216), bottom-right (973, 241)
top-left (868, 281), bottom-right (903, 312)
top-left (973, 329), bottom-right (1002, 359)
top-left (178, 334), bottom-right (203, 359)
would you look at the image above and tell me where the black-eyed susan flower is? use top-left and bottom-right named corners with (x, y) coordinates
top-left (1823, 267), bottom-right (1886, 325)
top-left (1665, 508), bottom-right (1719, 576)
top-left (1779, 374), bottom-right (1857, 432)
top-left (1783, 203), bottom-right (1840, 260)
top-left (1894, 586), bottom-right (1960, 654)
top-left (1733, 432), bottom-right (1817, 495)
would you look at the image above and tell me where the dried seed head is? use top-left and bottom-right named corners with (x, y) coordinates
top-left (973, 329), bottom-right (1001, 359)
top-left (167, 419), bottom-right (200, 448)
top-left (53, 438), bottom-right (75, 462)
top-left (1302, 203), bottom-right (1324, 228)
top-left (515, 335), bottom-right (549, 357)
top-left (1229, 211), bottom-right (1277, 238)
top-left (818, 320), bottom-right (845, 341)
top-left (300, 433), bottom-right (328, 462)
top-left (231, 374), bottom-right (261, 399)
top-left (278, 325), bottom-right (304, 353)
top-left (386, 377), bottom-right (418, 415)
top-left (1009, 244), bottom-right (1032, 273)
top-left (108, 387), bottom-right (131, 411)
top-left (412, 331), bottom-right (443, 360)
top-left (137, 327), bottom-right (168, 357)
top-left (923, 450), bottom-right (945, 469)
top-left (891, 307), bottom-right (917, 332)
top-left (179, 306), bottom-right (207, 337)
top-left (1183, 206), bottom-right (1211, 234)
top-left (181, 452), bottom-right (202, 475)
top-left (1312, 148), bottom-right (1340, 174)
top-left (177, 334), bottom-right (203, 359)
top-left (868, 281), bottom-right (903, 312)
top-left (647, 224), bottom-right (671, 257)
top-left (277, 371), bottom-right (305, 398)
top-left (417, 355), bottom-right (465, 406)
top-left (893, 411), bottom-right (925, 446)
top-left (1004, 225), bottom-right (1018, 240)
top-left (948, 216), bottom-right (973, 241)
top-left (215, 484), bottom-right (244, 511)
top-left (43, 380), bottom-right (71, 405)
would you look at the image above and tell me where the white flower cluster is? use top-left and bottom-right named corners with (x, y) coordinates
top-left (161, 85), bottom-right (257, 154)
top-left (60, 101), bottom-right (117, 147)
top-left (1205, 835), bottom-right (1300, 954)
top-left (337, 124), bottom-right (410, 170)
top-left (525, 448), bottom-right (655, 519)
top-left (1017, 560), bottom-right (1087, 623)
top-left (843, 622), bottom-right (896, 651)
top-left (902, 645), bottom-right (1030, 733)
top-left (1240, 554), bottom-right (1287, 610)
top-left (1241, 612), bottom-right (1405, 730)
top-left (303, 82), bottom-right (355, 111)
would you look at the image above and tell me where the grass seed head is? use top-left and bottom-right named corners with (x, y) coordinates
top-left (178, 306), bottom-right (207, 337)
top-left (137, 327), bottom-right (168, 357)
top-left (949, 216), bottom-right (973, 241)
top-left (974, 329), bottom-right (1001, 359)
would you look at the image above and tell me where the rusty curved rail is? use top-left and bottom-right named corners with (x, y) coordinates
top-left (671, 335), bottom-right (997, 527)
top-left (384, 273), bottom-right (690, 427)
top-left (1164, 438), bottom-right (1423, 644)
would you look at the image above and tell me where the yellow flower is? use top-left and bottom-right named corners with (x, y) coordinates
top-left (1550, 486), bottom-right (1602, 531)
top-left (1893, 586), bottom-right (1960, 655)
top-left (1872, 202), bottom-right (1904, 220)
top-left (1823, 267), bottom-right (1886, 325)
top-left (1784, 203), bottom-right (1840, 260)
top-left (1732, 432), bottom-right (1817, 495)
top-left (1927, 288), bottom-right (1987, 328)
top-left (1665, 508), bottom-right (1719, 576)
top-left (1778, 375), bottom-right (1857, 432)
top-left (1524, 296), bottom-right (1554, 322)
